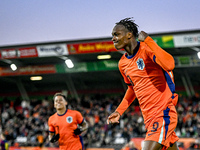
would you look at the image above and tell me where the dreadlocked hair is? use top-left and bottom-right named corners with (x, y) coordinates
top-left (116, 17), bottom-right (139, 38)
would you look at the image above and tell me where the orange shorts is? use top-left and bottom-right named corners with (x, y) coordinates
top-left (145, 103), bottom-right (179, 149)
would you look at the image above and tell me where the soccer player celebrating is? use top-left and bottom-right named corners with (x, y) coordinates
top-left (107, 18), bottom-right (179, 150)
top-left (48, 93), bottom-right (88, 150)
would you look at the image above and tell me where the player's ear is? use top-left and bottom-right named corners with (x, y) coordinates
top-left (65, 101), bottom-right (68, 106)
top-left (127, 32), bottom-right (133, 39)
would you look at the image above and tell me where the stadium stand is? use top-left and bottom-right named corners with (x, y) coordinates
top-left (1, 93), bottom-right (200, 149)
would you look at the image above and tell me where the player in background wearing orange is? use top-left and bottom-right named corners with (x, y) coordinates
top-left (48, 93), bottom-right (88, 150)
top-left (107, 18), bottom-right (179, 150)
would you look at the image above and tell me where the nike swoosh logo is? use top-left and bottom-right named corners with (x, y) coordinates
top-left (148, 133), bottom-right (155, 136)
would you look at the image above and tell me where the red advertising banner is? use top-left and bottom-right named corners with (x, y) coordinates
top-left (18, 47), bottom-right (38, 58)
top-left (0, 65), bottom-right (56, 76)
top-left (67, 41), bottom-right (117, 54)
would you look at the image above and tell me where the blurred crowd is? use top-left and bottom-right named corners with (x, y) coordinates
top-left (0, 93), bottom-right (200, 149)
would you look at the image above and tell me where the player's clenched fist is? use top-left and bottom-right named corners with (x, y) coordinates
top-left (138, 31), bottom-right (148, 42)
top-left (107, 111), bottom-right (121, 124)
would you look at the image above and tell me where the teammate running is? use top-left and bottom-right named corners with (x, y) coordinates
top-left (107, 18), bottom-right (179, 150)
top-left (48, 93), bottom-right (88, 150)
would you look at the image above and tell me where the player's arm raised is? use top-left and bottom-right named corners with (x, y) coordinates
top-left (138, 31), bottom-right (175, 71)
top-left (107, 85), bottom-right (136, 124)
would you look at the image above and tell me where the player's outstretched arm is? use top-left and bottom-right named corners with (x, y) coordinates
top-left (115, 86), bottom-right (136, 115)
top-left (107, 86), bottom-right (136, 124)
top-left (138, 31), bottom-right (175, 71)
top-left (107, 111), bottom-right (121, 124)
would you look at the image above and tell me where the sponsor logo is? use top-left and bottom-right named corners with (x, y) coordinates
top-left (184, 36), bottom-right (200, 43)
top-left (37, 44), bottom-right (69, 57)
top-left (39, 46), bottom-right (64, 54)
top-left (174, 34), bottom-right (200, 47)
top-left (148, 133), bottom-right (155, 136)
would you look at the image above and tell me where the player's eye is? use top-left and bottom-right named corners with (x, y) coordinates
top-left (55, 100), bottom-right (59, 103)
top-left (112, 32), bottom-right (118, 37)
top-left (115, 32), bottom-right (119, 36)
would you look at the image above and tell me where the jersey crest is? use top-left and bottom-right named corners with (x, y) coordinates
top-left (137, 58), bottom-right (145, 70)
top-left (66, 116), bottom-right (73, 123)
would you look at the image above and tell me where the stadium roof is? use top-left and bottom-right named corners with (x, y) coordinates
top-left (0, 29), bottom-right (200, 100)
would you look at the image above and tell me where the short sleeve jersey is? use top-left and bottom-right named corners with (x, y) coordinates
top-left (118, 40), bottom-right (176, 125)
top-left (48, 109), bottom-right (84, 149)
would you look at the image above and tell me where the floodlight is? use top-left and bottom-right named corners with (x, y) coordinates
top-left (10, 64), bottom-right (17, 71)
top-left (65, 59), bottom-right (74, 68)
top-left (197, 52), bottom-right (200, 59)
top-left (97, 55), bottom-right (111, 60)
top-left (30, 76), bottom-right (43, 81)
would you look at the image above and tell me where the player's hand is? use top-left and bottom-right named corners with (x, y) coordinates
top-left (74, 127), bottom-right (83, 135)
top-left (50, 134), bottom-right (60, 143)
top-left (138, 31), bottom-right (148, 42)
top-left (107, 111), bottom-right (121, 124)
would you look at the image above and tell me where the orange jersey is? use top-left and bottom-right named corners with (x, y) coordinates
top-left (48, 109), bottom-right (84, 150)
top-left (116, 36), bottom-right (178, 128)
